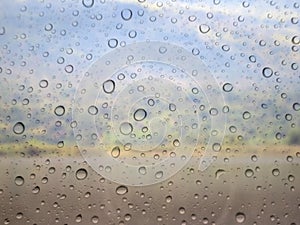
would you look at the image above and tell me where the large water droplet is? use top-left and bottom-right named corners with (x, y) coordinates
top-left (133, 108), bottom-right (147, 121)
top-left (76, 168), bottom-right (88, 180)
top-left (13, 122), bottom-right (25, 135)
top-left (102, 79), bottom-right (115, 94)
top-left (116, 185), bottom-right (128, 195)
top-left (119, 122), bottom-right (133, 135)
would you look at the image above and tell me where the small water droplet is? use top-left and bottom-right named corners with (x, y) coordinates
top-left (32, 186), bottom-right (40, 194)
top-left (108, 38), bottom-right (118, 48)
top-left (88, 105), bottom-right (98, 115)
top-left (155, 171), bottom-right (163, 179)
top-left (292, 102), bottom-right (300, 111)
top-left (245, 169), bottom-right (254, 178)
top-left (54, 105), bottom-right (65, 116)
top-left (212, 143), bottom-right (221, 152)
top-left (222, 83), bottom-right (233, 92)
top-left (13, 122), bottom-right (25, 135)
top-left (15, 176), bottom-right (24, 186)
top-left (199, 24), bottom-right (210, 34)
top-left (173, 139), bottom-right (180, 147)
top-left (138, 166), bottom-right (147, 175)
top-left (119, 122), bottom-right (133, 135)
top-left (91, 216), bottom-right (99, 224)
top-left (272, 168), bottom-right (280, 176)
top-left (262, 67), bottom-right (273, 78)
top-left (39, 79), bottom-right (48, 88)
top-left (133, 108), bottom-right (147, 121)
top-left (0, 26), bottom-right (5, 35)
top-left (82, 0), bottom-right (94, 8)
top-left (65, 64), bottom-right (74, 73)
top-left (121, 9), bottom-right (132, 21)
top-left (111, 146), bottom-right (120, 158)
top-left (215, 169), bottom-right (225, 179)
top-left (242, 111), bottom-right (251, 120)
top-left (235, 212), bottom-right (246, 223)
top-left (116, 185), bottom-right (128, 195)
top-left (76, 168), bottom-right (88, 180)
top-left (103, 79), bottom-right (115, 94)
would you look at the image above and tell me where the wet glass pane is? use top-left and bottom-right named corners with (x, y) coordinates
top-left (0, 0), bottom-right (299, 224)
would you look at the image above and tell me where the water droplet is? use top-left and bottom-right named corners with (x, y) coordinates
top-left (155, 171), bottom-right (163, 179)
top-left (199, 24), bottom-right (210, 34)
top-left (169, 103), bottom-right (176, 112)
top-left (292, 102), bottom-right (300, 111)
top-left (13, 122), bottom-right (25, 135)
top-left (209, 108), bottom-right (218, 116)
top-left (249, 55), bottom-right (256, 63)
top-left (288, 174), bottom-right (295, 182)
top-left (65, 64), bottom-right (74, 73)
top-left (0, 26), bottom-right (5, 35)
top-left (102, 79), bottom-right (115, 94)
top-left (245, 169), bottom-right (254, 178)
top-left (88, 105), bottom-right (98, 115)
top-left (15, 176), bottom-right (24, 186)
top-left (173, 139), bottom-right (180, 147)
top-left (292, 36), bottom-right (300, 45)
top-left (222, 83), bottom-right (233, 92)
top-left (229, 126), bottom-right (237, 133)
top-left (54, 105), bottom-right (65, 116)
top-left (119, 122), bottom-right (133, 135)
top-left (179, 207), bottom-right (186, 214)
top-left (121, 9), bottom-right (132, 21)
top-left (262, 67), bottom-right (273, 78)
top-left (91, 216), bottom-right (99, 224)
top-left (111, 146), bottom-right (120, 158)
top-left (82, 0), bottom-right (94, 8)
top-left (75, 214), bottom-right (82, 223)
top-left (39, 79), bottom-right (48, 88)
top-left (116, 185), bottom-right (128, 195)
top-left (57, 141), bottom-right (64, 148)
top-left (133, 108), bottom-right (147, 121)
top-left (242, 111), bottom-right (251, 120)
top-left (138, 166), bottom-right (147, 175)
top-left (212, 143), bottom-right (221, 152)
top-left (76, 168), bottom-right (88, 180)
top-left (32, 186), bottom-right (40, 194)
top-left (251, 155), bottom-right (258, 162)
top-left (147, 98), bottom-right (155, 106)
top-left (108, 38), bottom-right (118, 48)
top-left (272, 168), bottom-right (280, 176)
top-left (235, 212), bottom-right (246, 223)
top-left (215, 169), bottom-right (225, 179)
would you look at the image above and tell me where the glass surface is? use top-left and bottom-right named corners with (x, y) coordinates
top-left (0, 0), bottom-right (299, 224)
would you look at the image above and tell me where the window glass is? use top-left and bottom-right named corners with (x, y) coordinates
top-left (0, 0), bottom-right (299, 224)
